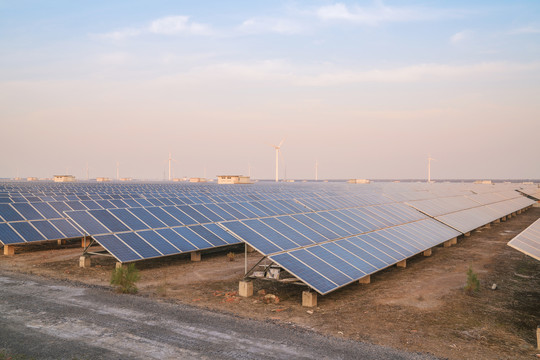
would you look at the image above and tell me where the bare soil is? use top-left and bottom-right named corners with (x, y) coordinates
top-left (1, 208), bottom-right (539, 360)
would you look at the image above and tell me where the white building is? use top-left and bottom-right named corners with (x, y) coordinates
top-left (53, 175), bottom-right (76, 182)
top-left (217, 175), bottom-right (252, 184)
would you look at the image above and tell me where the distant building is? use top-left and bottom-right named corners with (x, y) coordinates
top-left (348, 179), bottom-right (371, 184)
top-left (96, 177), bottom-right (111, 182)
top-left (189, 177), bottom-right (207, 183)
top-left (53, 175), bottom-right (76, 183)
top-left (119, 178), bottom-right (132, 182)
top-left (217, 175), bottom-right (252, 184)
top-left (474, 180), bottom-right (492, 184)
top-left (26, 177), bottom-right (38, 182)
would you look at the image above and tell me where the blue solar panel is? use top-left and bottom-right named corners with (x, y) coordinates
top-left (116, 232), bottom-right (161, 258)
top-left (223, 221), bottom-right (281, 254)
top-left (109, 208), bottom-right (149, 231)
top-left (89, 210), bottom-right (130, 233)
top-left (10, 222), bottom-right (44, 242)
top-left (204, 224), bottom-right (242, 245)
top-left (0, 223), bottom-right (25, 244)
top-left (306, 246), bottom-right (366, 279)
top-left (146, 207), bottom-right (182, 227)
top-left (189, 225), bottom-right (227, 247)
top-left (31, 202), bottom-right (62, 219)
top-left (50, 219), bottom-right (82, 238)
top-left (128, 208), bottom-right (167, 228)
top-left (94, 234), bottom-right (142, 262)
top-left (321, 242), bottom-right (378, 274)
top-left (290, 249), bottom-right (352, 286)
top-left (0, 204), bottom-right (24, 221)
top-left (270, 253), bottom-right (337, 294)
top-left (66, 211), bottom-right (109, 235)
top-left (178, 206), bottom-right (210, 224)
top-left (137, 230), bottom-right (179, 255)
top-left (244, 219), bottom-right (299, 251)
top-left (156, 228), bottom-right (198, 252)
top-left (173, 227), bottom-right (213, 249)
top-left (31, 220), bottom-right (64, 239)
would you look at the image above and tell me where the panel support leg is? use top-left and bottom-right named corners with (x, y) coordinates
top-left (191, 251), bottom-right (201, 262)
top-left (239, 280), bottom-right (253, 297)
top-left (79, 255), bottom-right (91, 268)
top-left (3, 245), bottom-right (15, 256)
top-left (302, 291), bottom-right (317, 307)
top-left (358, 275), bottom-right (371, 284)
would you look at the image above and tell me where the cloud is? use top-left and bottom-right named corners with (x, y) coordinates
top-left (161, 60), bottom-right (540, 87)
top-left (450, 30), bottom-right (470, 44)
top-left (315, 2), bottom-right (459, 25)
top-left (149, 16), bottom-right (211, 35)
top-left (508, 26), bottom-right (540, 34)
top-left (238, 17), bottom-right (304, 35)
top-left (99, 15), bottom-right (212, 39)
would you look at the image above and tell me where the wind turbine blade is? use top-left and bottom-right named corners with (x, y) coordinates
top-left (278, 138), bottom-right (285, 148)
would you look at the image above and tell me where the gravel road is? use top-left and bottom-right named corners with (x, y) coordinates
top-left (0, 270), bottom-right (438, 360)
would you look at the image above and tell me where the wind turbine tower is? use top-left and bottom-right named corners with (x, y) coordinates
top-left (270, 139), bottom-right (285, 182)
top-left (168, 152), bottom-right (178, 181)
top-left (427, 154), bottom-right (436, 183)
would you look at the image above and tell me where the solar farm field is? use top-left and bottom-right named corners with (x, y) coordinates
top-left (1, 181), bottom-right (539, 359)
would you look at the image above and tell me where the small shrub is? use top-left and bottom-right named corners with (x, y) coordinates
top-left (110, 263), bottom-right (140, 294)
top-left (464, 265), bottom-right (480, 294)
top-left (227, 252), bottom-right (235, 261)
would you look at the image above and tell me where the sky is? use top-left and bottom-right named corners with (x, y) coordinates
top-left (1, 0), bottom-right (539, 181)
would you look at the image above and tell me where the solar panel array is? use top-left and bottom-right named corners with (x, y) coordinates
top-left (401, 191), bottom-right (535, 234)
top-left (0, 181), bottom-right (535, 295)
top-left (507, 218), bottom-right (540, 261)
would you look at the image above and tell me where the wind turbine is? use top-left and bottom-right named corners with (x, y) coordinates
top-left (427, 154), bottom-right (436, 183)
top-left (168, 152), bottom-right (178, 181)
top-left (270, 138), bottom-right (285, 182)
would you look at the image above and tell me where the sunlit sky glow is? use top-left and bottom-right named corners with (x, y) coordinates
top-left (1, 1), bottom-right (539, 180)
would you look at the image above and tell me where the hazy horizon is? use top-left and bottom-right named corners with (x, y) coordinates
top-left (1, 1), bottom-right (539, 181)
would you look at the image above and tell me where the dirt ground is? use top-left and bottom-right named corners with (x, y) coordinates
top-left (1, 207), bottom-right (539, 360)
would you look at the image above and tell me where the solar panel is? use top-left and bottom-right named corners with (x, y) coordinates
top-left (507, 218), bottom-right (540, 261)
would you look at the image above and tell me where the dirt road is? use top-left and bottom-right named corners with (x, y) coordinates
top-left (0, 270), bottom-right (437, 360)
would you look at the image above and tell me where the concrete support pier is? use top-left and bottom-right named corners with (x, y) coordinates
top-left (3, 245), bottom-right (15, 256)
top-left (115, 262), bottom-right (123, 269)
top-left (397, 259), bottom-right (407, 268)
top-left (57, 239), bottom-right (66, 245)
top-left (443, 240), bottom-right (452, 248)
top-left (358, 275), bottom-right (371, 284)
top-left (79, 255), bottom-right (91, 268)
top-left (501, 216), bottom-right (507, 222)
top-left (302, 291), bottom-right (317, 307)
top-left (191, 251), bottom-right (201, 262)
top-left (450, 237), bottom-right (458, 245)
top-left (238, 280), bottom-right (253, 297)
top-left (423, 249), bottom-right (432, 257)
